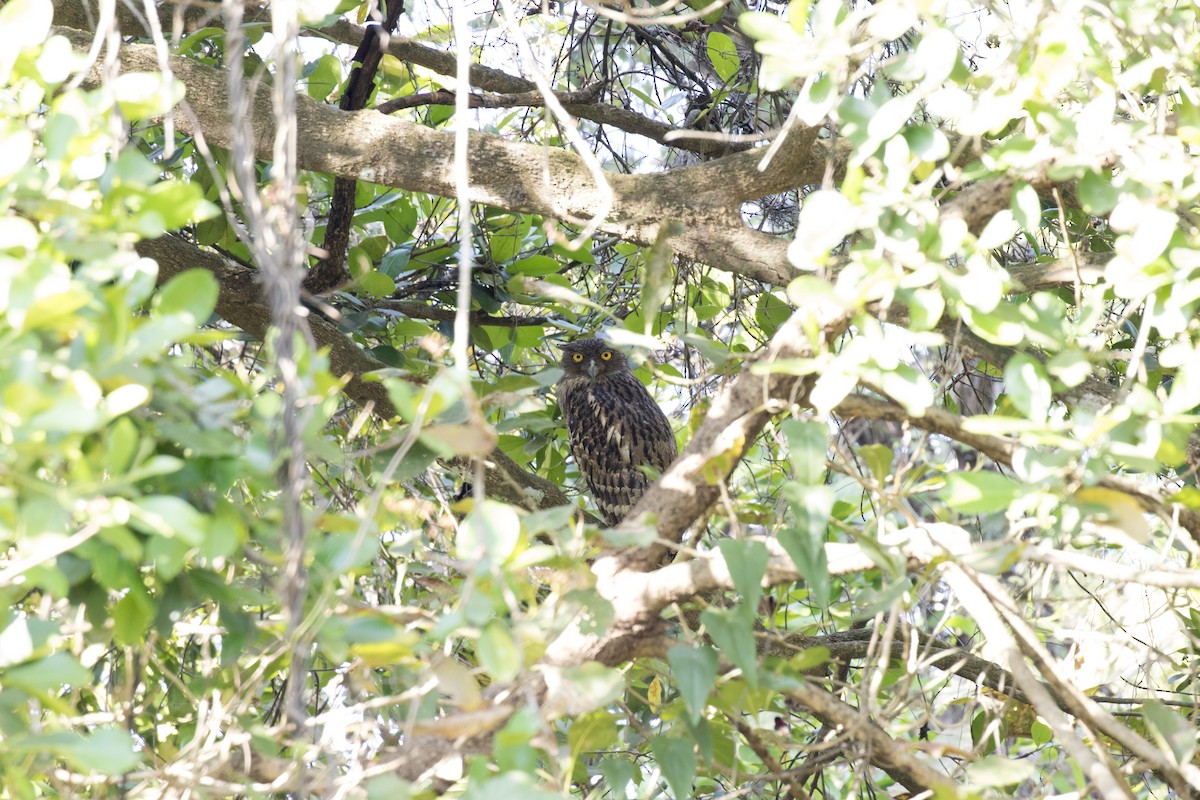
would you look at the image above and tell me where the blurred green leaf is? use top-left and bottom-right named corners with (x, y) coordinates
top-left (668, 645), bottom-right (718, 725)
top-left (13, 728), bottom-right (142, 775)
top-left (650, 735), bottom-right (696, 800)
top-left (965, 755), bottom-right (1035, 788)
top-left (941, 472), bottom-right (1022, 514)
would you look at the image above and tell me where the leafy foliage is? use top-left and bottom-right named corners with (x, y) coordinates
top-left (6, 0), bottom-right (1200, 797)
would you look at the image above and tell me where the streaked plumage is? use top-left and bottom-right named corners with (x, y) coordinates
top-left (557, 338), bottom-right (678, 525)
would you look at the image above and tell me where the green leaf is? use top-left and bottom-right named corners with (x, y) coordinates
top-left (1111, 197), bottom-right (1177, 268)
top-left (781, 418), bottom-right (829, 485)
top-left (146, 534), bottom-right (191, 580)
top-left (700, 606), bottom-right (758, 685)
top-left (144, 180), bottom-right (219, 231)
top-left (112, 587), bottom-right (154, 646)
top-left (463, 773), bottom-right (570, 800)
top-left (1004, 354), bottom-right (1051, 421)
top-left (479, 620), bottom-right (522, 683)
top-left (194, 214), bottom-right (227, 246)
top-left (599, 523), bottom-right (657, 547)
top-left (1167, 486), bottom-right (1200, 510)
top-left (131, 496), bottom-right (207, 544)
top-left (777, 484), bottom-right (832, 607)
top-left (0, 0), bottom-right (52, 78)
top-left (494, 709), bottom-right (540, 772)
top-left (912, 26), bottom-right (960, 85)
top-left (456, 500), bottom-right (521, 565)
top-left (111, 71), bottom-right (185, 119)
top-left (2, 652), bottom-right (90, 691)
top-left (650, 735), bottom-right (696, 800)
top-left (316, 532), bottom-right (380, 573)
top-left (365, 774), bottom-right (414, 800)
top-left (551, 236), bottom-right (595, 263)
top-left (754, 292), bottom-right (791, 336)
top-left (707, 31), bottom-right (740, 83)
top-left (1142, 699), bottom-right (1198, 765)
top-left (790, 646), bottom-right (830, 672)
top-left (1046, 349), bottom-right (1091, 388)
top-left (941, 472), bottom-right (1022, 514)
top-left (597, 756), bottom-right (637, 799)
top-left (1010, 182), bottom-right (1042, 231)
top-left (717, 538), bottom-right (768, 612)
top-left (508, 255), bottom-right (561, 276)
top-left (961, 302), bottom-right (1027, 346)
top-left (544, 662), bottom-right (624, 717)
top-left (359, 270), bottom-right (397, 298)
top-left (153, 269), bottom-right (219, 324)
top-left (858, 444), bottom-right (893, 485)
top-left (1078, 169), bottom-right (1119, 215)
top-left (790, 190), bottom-right (856, 269)
top-left (878, 363), bottom-right (935, 415)
top-left (0, 614), bottom-right (57, 667)
top-left (668, 645), bottom-right (719, 725)
top-left (965, 754), bottom-right (1035, 788)
top-left (15, 728), bottom-right (142, 775)
top-left (306, 53), bottom-right (342, 100)
top-left (486, 216), bottom-right (528, 265)
top-left (104, 383), bottom-right (150, 419)
top-left (977, 209), bottom-right (1019, 250)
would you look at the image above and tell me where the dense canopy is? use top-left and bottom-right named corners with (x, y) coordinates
top-left (4, 0), bottom-right (1200, 796)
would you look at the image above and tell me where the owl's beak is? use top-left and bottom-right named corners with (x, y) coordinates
top-left (586, 360), bottom-right (598, 379)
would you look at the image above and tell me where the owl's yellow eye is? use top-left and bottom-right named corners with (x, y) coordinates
top-left (600, 351), bottom-right (613, 361)
top-left (571, 353), bottom-right (584, 363)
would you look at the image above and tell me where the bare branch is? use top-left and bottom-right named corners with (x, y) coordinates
top-left (780, 682), bottom-right (959, 795)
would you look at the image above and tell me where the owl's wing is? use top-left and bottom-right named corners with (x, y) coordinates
top-left (640, 408), bottom-right (679, 475)
top-left (608, 373), bottom-right (678, 475)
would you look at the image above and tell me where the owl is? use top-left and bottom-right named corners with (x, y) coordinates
top-left (557, 338), bottom-right (679, 525)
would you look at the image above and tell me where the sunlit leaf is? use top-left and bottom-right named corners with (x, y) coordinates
top-left (965, 755), bottom-right (1035, 788)
top-left (706, 32), bottom-right (740, 83)
top-left (941, 472), bottom-right (1022, 514)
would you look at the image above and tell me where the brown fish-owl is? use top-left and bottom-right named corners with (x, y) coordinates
top-left (557, 339), bottom-right (678, 525)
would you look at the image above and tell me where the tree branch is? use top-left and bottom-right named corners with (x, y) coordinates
top-left (136, 234), bottom-right (571, 512)
top-left (374, 84), bottom-right (604, 114)
top-left (57, 24), bottom-right (797, 286)
top-left (596, 304), bottom-right (855, 575)
top-left (303, 0), bottom-right (407, 296)
top-left (835, 392), bottom-right (1200, 543)
top-left (780, 682), bottom-right (959, 795)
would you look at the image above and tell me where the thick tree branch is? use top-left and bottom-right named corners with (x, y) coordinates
top-left (57, 25), bottom-right (797, 286)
